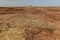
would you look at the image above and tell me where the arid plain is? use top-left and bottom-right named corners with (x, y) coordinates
top-left (0, 7), bottom-right (60, 40)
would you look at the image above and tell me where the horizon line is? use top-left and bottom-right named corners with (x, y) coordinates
top-left (0, 5), bottom-right (60, 7)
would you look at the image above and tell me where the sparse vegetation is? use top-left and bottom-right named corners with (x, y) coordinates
top-left (0, 6), bottom-right (60, 40)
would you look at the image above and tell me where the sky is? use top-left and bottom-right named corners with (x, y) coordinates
top-left (0, 0), bottom-right (60, 6)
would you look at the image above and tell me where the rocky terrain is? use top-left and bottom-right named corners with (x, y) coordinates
top-left (0, 7), bottom-right (60, 40)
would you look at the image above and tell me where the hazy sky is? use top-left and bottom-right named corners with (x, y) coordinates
top-left (0, 0), bottom-right (60, 6)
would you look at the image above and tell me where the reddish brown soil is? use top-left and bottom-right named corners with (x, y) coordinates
top-left (0, 7), bottom-right (60, 40)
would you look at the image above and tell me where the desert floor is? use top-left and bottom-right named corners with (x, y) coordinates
top-left (0, 7), bottom-right (60, 40)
